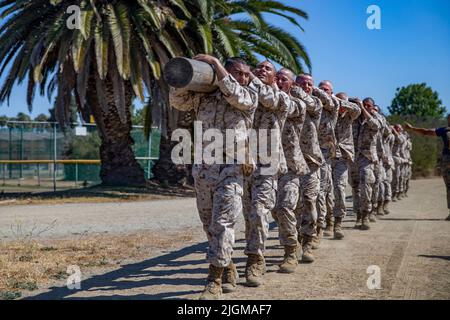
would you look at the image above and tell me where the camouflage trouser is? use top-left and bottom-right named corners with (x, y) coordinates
top-left (358, 157), bottom-right (376, 215)
top-left (392, 163), bottom-right (402, 195)
top-left (402, 164), bottom-right (411, 193)
top-left (193, 164), bottom-right (244, 268)
top-left (349, 160), bottom-right (360, 216)
top-left (274, 171), bottom-right (300, 247)
top-left (405, 164), bottom-right (412, 193)
top-left (317, 148), bottom-right (334, 228)
top-left (372, 162), bottom-right (385, 209)
top-left (398, 163), bottom-right (405, 193)
top-left (243, 170), bottom-right (277, 256)
top-left (332, 157), bottom-right (349, 218)
top-left (383, 166), bottom-right (393, 202)
top-left (295, 164), bottom-right (320, 237)
top-left (441, 155), bottom-right (450, 209)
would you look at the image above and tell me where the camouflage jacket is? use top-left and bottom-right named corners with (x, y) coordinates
top-left (169, 74), bottom-right (258, 164)
top-left (392, 131), bottom-right (407, 165)
top-left (334, 100), bottom-right (361, 162)
top-left (373, 112), bottom-right (391, 162)
top-left (249, 77), bottom-right (299, 175)
top-left (281, 94), bottom-right (309, 175)
top-left (384, 132), bottom-right (395, 168)
top-left (290, 86), bottom-right (324, 167)
top-left (357, 113), bottom-right (381, 163)
top-left (314, 88), bottom-right (340, 155)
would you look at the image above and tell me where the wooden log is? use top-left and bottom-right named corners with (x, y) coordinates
top-left (163, 57), bottom-right (217, 93)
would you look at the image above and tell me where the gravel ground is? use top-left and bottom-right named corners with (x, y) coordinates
top-left (2, 178), bottom-right (449, 300)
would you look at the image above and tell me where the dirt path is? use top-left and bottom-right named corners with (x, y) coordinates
top-left (8, 178), bottom-right (450, 300)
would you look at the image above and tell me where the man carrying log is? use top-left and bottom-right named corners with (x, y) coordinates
top-left (330, 92), bottom-right (361, 239)
top-left (242, 62), bottom-right (301, 284)
top-left (270, 68), bottom-right (309, 274)
top-left (356, 98), bottom-right (381, 230)
top-left (169, 55), bottom-right (258, 300)
top-left (291, 74), bottom-right (324, 263)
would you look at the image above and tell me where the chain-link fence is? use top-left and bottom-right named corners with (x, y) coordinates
top-left (0, 121), bottom-right (160, 191)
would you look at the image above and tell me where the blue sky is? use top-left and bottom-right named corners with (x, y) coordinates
top-left (0, 0), bottom-right (449, 117)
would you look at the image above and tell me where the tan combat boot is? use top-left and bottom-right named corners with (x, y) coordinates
top-left (311, 227), bottom-right (323, 250)
top-left (354, 213), bottom-right (362, 229)
top-left (334, 217), bottom-right (344, 240)
top-left (323, 217), bottom-right (334, 237)
top-left (361, 213), bottom-right (371, 231)
top-left (279, 245), bottom-right (298, 274)
top-left (369, 209), bottom-right (377, 223)
top-left (383, 201), bottom-right (390, 215)
top-left (199, 264), bottom-right (224, 300)
top-left (222, 260), bottom-right (238, 293)
top-left (392, 193), bottom-right (398, 202)
top-left (245, 254), bottom-right (265, 287)
top-left (376, 201), bottom-right (384, 216)
top-left (301, 236), bottom-right (315, 263)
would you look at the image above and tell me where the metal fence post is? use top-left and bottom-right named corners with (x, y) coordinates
top-left (147, 129), bottom-right (152, 179)
top-left (8, 126), bottom-right (12, 179)
top-left (37, 163), bottom-right (41, 186)
top-left (75, 163), bottom-right (78, 187)
top-left (19, 124), bottom-right (23, 179)
top-left (53, 123), bottom-right (57, 192)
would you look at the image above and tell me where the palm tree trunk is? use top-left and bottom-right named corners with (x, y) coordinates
top-left (87, 73), bottom-right (146, 187)
top-left (149, 80), bottom-right (193, 186)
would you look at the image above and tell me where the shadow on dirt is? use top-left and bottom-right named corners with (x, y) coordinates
top-left (25, 242), bottom-right (208, 300)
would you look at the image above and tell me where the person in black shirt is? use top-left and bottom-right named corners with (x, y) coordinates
top-left (405, 116), bottom-right (450, 221)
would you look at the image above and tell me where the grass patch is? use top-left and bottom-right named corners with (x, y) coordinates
top-left (0, 230), bottom-right (195, 300)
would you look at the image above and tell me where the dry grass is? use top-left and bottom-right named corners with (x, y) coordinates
top-left (0, 230), bottom-right (196, 300)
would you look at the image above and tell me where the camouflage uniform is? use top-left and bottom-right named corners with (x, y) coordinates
top-left (273, 93), bottom-right (309, 247)
top-left (170, 74), bottom-right (258, 268)
top-left (372, 112), bottom-right (390, 210)
top-left (382, 130), bottom-right (395, 203)
top-left (403, 133), bottom-right (413, 194)
top-left (349, 116), bottom-right (363, 216)
top-left (392, 131), bottom-right (406, 198)
top-left (243, 78), bottom-right (297, 256)
top-left (332, 100), bottom-right (361, 218)
top-left (315, 89), bottom-right (339, 228)
top-left (357, 113), bottom-right (381, 217)
top-left (290, 87), bottom-right (324, 238)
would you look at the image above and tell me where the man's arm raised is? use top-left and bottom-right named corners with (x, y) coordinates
top-left (404, 122), bottom-right (437, 137)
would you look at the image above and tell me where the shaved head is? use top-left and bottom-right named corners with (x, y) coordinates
top-left (296, 74), bottom-right (314, 95)
top-left (277, 68), bottom-right (295, 80)
top-left (254, 60), bottom-right (277, 85)
top-left (296, 74), bottom-right (313, 84)
top-left (336, 92), bottom-right (348, 101)
top-left (276, 68), bottom-right (295, 93)
top-left (319, 80), bottom-right (333, 95)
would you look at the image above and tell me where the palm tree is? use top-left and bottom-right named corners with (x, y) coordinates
top-left (0, 0), bottom-right (310, 186)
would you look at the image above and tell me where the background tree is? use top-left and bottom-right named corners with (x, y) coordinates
top-left (13, 112), bottom-right (32, 122)
top-left (34, 114), bottom-right (49, 122)
top-left (388, 83), bottom-right (446, 118)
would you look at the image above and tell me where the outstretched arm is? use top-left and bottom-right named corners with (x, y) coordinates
top-left (404, 122), bottom-right (436, 137)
